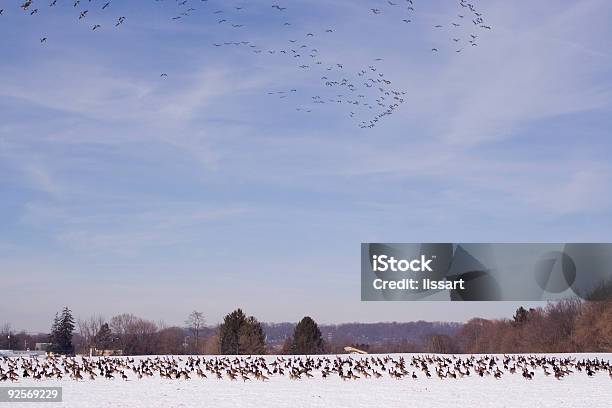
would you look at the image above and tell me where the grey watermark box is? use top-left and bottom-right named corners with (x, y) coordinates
top-left (0, 387), bottom-right (62, 402)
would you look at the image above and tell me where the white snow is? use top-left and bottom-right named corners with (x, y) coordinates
top-left (3, 353), bottom-right (611, 408)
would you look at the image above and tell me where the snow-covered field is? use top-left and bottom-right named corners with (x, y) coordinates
top-left (3, 353), bottom-right (611, 408)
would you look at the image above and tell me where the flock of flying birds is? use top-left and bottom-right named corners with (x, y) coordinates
top-left (2, 0), bottom-right (494, 129)
top-left (1, 354), bottom-right (611, 382)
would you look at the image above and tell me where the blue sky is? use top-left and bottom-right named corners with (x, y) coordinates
top-left (1, 0), bottom-right (612, 332)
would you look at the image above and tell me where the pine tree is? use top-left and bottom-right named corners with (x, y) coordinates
top-left (219, 309), bottom-right (266, 355)
top-left (219, 309), bottom-right (247, 355)
top-left (49, 313), bottom-right (60, 350)
top-left (49, 307), bottom-right (75, 355)
top-left (239, 316), bottom-right (266, 355)
top-left (512, 306), bottom-right (530, 326)
top-left (289, 316), bottom-right (325, 355)
top-left (94, 323), bottom-right (113, 351)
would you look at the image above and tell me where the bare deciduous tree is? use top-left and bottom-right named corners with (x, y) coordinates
top-left (109, 313), bottom-right (158, 355)
top-left (185, 311), bottom-right (205, 354)
top-left (77, 315), bottom-right (105, 354)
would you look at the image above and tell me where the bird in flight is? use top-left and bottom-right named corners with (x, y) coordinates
top-left (3, 0), bottom-right (494, 129)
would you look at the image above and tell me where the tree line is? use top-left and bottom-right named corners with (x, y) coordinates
top-left (2, 295), bottom-right (610, 356)
top-left (423, 282), bottom-right (612, 354)
top-left (450, 298), bottom-right (612, 354)
top-left (263, 321), bottom-right (460, 349)
top-left (1, 308), bottom-right (327, 356)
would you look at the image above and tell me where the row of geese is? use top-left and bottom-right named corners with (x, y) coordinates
top-left (2, 354), bottom-right (611, 382)
top-left (3, 0), bottom-right (494, 128)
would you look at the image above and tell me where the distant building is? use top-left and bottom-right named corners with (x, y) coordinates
top-left (35, 343), bottom-right (52, 352)
top-left (92, 348), bottom-right (123, 356)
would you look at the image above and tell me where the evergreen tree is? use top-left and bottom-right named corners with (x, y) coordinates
top-left (49, 314), bottom-right (60, 350)
top-left (219, 309), bottom-right (247, 355)
top-left (512, 306), bottom-right (530, 326)
top-left (239, 316), bottom-right (266, 355)
top-left (219, 309), bottom-right (266, 355)
top-left (289, 316), bottom-right (325, 355)
top-left (49, 307), bottom-right (76, 355)
top-left (94, 323), bottom-right (113, 350)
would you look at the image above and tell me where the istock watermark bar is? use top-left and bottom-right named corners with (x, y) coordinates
top-left (361, 243), bottom-right (612, 301)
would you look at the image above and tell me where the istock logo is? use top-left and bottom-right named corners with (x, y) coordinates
top-left (372, 254), bottom-right (434, 272)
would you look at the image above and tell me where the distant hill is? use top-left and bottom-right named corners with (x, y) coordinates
top-left (262, 321), bottom-right (462, 347)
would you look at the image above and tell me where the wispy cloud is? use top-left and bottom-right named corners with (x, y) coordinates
top-left (20, 201), bottom-right (250, 257)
